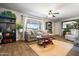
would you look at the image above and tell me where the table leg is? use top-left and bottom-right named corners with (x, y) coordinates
top-left (43, 42), bottom-right (46, 48)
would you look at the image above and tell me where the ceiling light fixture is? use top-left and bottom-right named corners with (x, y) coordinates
top-left (48, 10), bottom-right (59, 18)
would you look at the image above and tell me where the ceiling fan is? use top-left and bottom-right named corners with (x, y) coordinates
top-left (48, 10), bottom-right (59, 17)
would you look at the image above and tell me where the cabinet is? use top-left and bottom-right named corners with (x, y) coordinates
top-left (0, 15), bottom-right (16, 44)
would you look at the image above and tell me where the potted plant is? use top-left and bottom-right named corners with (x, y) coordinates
top-left (63, 24), bottom-right (71, 36)
top-left (0, 11), bottom-right (16, 19)
top-left (74, 20), bottom-right (79, 30)
top-left (0, 11), bottom-right (16, 23)
top-left (16, 24), bottom-right (23, 40)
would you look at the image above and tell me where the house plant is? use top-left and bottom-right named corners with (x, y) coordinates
top-left (0, 11), bottom-right (16, 23)
top-left (16, 24), bottom-right (23, 30)
top-left (0, 11), bottom-right (16, 19)
top-left (16, 24), bottom-right (23, 40)
top-left (63, 24), bottom-right (71, 36)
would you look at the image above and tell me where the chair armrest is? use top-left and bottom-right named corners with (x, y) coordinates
top-left (65, 32), bottom-right (71, 35)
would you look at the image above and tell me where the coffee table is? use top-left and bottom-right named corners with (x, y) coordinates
top-left (37, 36), bottom-right (53, 48)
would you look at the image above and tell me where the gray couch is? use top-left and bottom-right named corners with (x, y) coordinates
top-left (24, 29), bottom-right (37, 42)
top-left (24, 29), bottom-right (54, 42)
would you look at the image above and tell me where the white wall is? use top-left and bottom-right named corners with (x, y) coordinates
top-left (52, 21), bottom-right (62, 36)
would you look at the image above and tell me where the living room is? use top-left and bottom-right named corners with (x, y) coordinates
top-left (0, 3), bottom-right (79, 56)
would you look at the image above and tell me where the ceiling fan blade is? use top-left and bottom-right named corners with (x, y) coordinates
top-left (53, 13), bottom-right (59, 14)
top-left (53, 15), bottom-right (55, 17)
top-left (49, 10), bottom-right (52, 12)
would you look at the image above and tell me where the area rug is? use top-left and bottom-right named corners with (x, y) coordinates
top-left (29, 40), bottom-right (73, 56)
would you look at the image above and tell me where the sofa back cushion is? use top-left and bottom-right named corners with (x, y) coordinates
top-left (71, 29), bottom-right (76, 35)
top-left (75, 30), bottom-right (79, 37)
top-left (71, 29), bottom-right (79, 37)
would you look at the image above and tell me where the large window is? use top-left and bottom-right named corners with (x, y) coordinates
top-left (27, 23), bottom-right (40, 30)
top-left (62, 21), bottom-right (77, 29)
top-left (26, 19), bottom-right (41, 30)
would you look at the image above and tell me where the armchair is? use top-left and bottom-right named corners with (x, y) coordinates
top-left (65, 29), bottom-right (78, 41)
top-left (24, 29), bottom-right (36, 42)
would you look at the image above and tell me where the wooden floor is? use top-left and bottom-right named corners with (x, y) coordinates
top-left (0, 41), bottom-right (38, 56)
top-left (0, 36), bottom-right (79, 56)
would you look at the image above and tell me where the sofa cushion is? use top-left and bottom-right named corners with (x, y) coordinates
top-left (65, 35), bottom-right (76, 41)
top-left (71, 29), bottom-right (77, 35)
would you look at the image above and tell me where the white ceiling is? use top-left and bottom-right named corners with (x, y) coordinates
top-left (0, 3), bottom-right (79, 21)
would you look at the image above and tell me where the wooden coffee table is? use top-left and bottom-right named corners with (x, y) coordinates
top-left (37, 37), bottom-right (53, 48)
